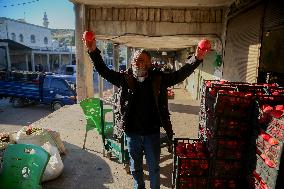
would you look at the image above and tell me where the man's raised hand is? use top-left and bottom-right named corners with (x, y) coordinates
top-left (82, 31), bottom-right (96, 52)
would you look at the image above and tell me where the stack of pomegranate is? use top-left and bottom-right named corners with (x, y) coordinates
top-left (198, 80), bottom-right (237, 140)
top-left (176, 80), bottom-right (284, 189)
top-left (249, 93), bottom-right (284, 189)
top-left (173, 139), bottom-right (209, 189)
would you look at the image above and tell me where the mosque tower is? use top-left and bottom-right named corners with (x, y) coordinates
top-left (43, 12), bottom-right (49, 28)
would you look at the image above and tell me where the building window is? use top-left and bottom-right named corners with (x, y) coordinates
top-left (19, 34), bottom-right (24, 42)
top-left (31, 35), bottom-right (36, 43)
top-left (44, 37), bottom-right (48, 45)
top-left (11, 33), bottom-right (16, 41)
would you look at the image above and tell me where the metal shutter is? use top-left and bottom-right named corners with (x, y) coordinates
top-left (263, 1), bottom-right (284, 30)
top-left (223, 3), bottom-right (264, 83)
top-left (259, 1), bottom-right (284, 74)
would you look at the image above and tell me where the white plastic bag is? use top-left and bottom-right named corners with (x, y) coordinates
top-left (13, 126), bottom-right (66, 154)
top-left (41, 142), bottom-right (64, 182)
top-left (0, 132), bottom-right (15, 150)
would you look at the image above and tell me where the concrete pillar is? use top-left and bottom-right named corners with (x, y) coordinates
top-left (113, 43), bottom-right (119, 93)
top-left (59, 54), bottom-right (62, 67)
top-left (31, 52), bottom-right (35, 72)
top-left (6, 45), bottom-right (11, 71)
top-left (69, 52), bottom-right (72, 65)
top-left (113, 43), bottom-right (119, 72)
top-left (50, 55), bottom-right (53, 71)
top-left (74, 3), bottom-right (94, 101)
top-left (126, 46), bottom-right (132, 69)
top-left (47, 54), bottom-right (50, 72)
top-left (25, 54), bottom-right (29, 71)
top-left (98, 41), bottom-right (103, 98)
top-left (99, 73), bottom-right (104, 98)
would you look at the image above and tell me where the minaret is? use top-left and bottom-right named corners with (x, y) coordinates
top-left (43, 12), bottom-right (49, 28)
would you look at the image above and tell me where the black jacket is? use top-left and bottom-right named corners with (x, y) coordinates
top-left (88, 49), bottom-right (202, 138)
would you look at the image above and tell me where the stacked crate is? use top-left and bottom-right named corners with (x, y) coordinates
top-left (249, 93), bottom-right (284, 189)
top-left (198, 80), bottom-right (237, 140)
top-left (175, 81), bottom-right (284, 189)
top-left (172, 138), bottom-right (210, 189)
top-left (206, 85), bottom-right (255, 189)
top-left (174, 81), bottom-right (255, 188)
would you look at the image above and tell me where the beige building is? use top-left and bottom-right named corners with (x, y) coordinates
top-left (70, 0), bottom-right (284, 100)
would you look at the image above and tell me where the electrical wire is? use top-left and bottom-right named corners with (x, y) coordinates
top-left (1, 0), bottom-right (40, 8)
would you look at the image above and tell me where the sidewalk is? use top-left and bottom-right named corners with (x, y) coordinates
top-left (38, 88), bottom-right (200, 189)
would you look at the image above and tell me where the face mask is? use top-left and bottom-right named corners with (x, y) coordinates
top-left (137, 77), bottom-right (146, 82)
top-left (132, 67), bottom-right (148, 77)
top-left (132, 68), bottom-right (148, 82)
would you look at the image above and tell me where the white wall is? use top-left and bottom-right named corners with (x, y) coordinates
top-left (0, 17), bottom-right (52, 49)
top-left (0, 18), bottom-right (8, 39)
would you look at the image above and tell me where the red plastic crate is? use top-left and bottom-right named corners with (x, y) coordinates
top-left (256, 132), bottom-right (283, 167)
top-left (208, 117), bottom-right (251, 138)
top-left (257, 95), bottom-right (284, 105)
top-left (269, 88), bottom-right (284, 95)
top-left (174, 139), bottom-right (209, 176)
top-left (173, 138), bottom-right (210, 189)
top-left (255, 154), bottom-right (278, 189)
top-left (177, 157), bottom-right (210, 176)
top-left (249, 171), bottom-right (271, 189)
top-left (214, 93), bottom-right (254, 118)
top-left (210, 178), bottom-right (241, 189)
top-left (266, 118), bottom-right (284, 141)
top-left (208, 139), bottom-right (247, 159)
top-left (212, 160), bottom-right (244, 177)
top-left (178, 177), bottom-right (208, 189)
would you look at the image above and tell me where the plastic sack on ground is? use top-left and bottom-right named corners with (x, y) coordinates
top-left (0, 132), bottom-right (15, 150)
top-left (41, 142), bottom-right (64, 182)
top-left (48, 130), bottom-right (66, 155)
top-left (12, 126), bottom-right (66, 154)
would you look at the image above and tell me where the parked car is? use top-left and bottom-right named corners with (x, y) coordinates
top-left (59, 65), bottom-right (76, 76)
top-left (0, 73), bottom-right (77, 110)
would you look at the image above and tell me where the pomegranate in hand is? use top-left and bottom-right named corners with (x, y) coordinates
top-left (198, 39), bottom-right (211, 51)
top-left (83, 31), bottom-right (95, 42)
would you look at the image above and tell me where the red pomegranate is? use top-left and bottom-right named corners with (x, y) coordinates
top-left (83, 31), bottom-right (95, 42)
top-left (198, 39), bottom-right (211, 51)
top-left (270, 110), bottom-right (283, 119)
top-left (275, 105), bottom-right (284, 112)
top-left (262, 105), bottom-right (273, 113)
top-left (268, 137), bottom-right (278, 145)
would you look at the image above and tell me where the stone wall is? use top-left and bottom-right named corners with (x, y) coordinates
top-left (89, 7), bottom-right (224, 23)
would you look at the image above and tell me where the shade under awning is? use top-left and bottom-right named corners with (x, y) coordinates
top-left (0, 39), bottom-right (32, 51)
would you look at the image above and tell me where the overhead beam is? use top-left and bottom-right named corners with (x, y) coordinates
top-left (70, 0), bottom-right (234, 8)
top-left (88, 7), bottom-right (224, 37)
top-left (85, 7), bottom-right (224, 49)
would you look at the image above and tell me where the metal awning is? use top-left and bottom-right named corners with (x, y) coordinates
top-left (97, 34), bottom-right (219, 51)
top-left (0, 39), bottom-right (32, 51)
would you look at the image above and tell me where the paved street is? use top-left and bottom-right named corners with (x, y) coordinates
top-left (0, 99), bottom-right (52, 133)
